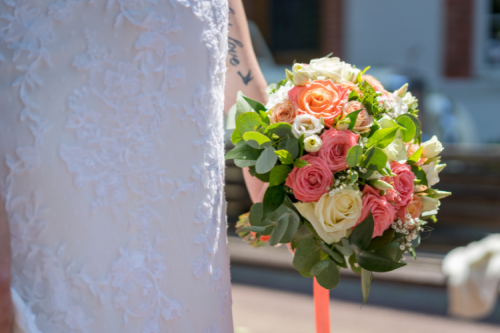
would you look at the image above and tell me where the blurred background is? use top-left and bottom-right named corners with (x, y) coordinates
top-left (227, 0), bottom-right (500, 332)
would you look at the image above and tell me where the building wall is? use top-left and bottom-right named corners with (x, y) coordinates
top-left (344, 0), bottom-right (443, 86)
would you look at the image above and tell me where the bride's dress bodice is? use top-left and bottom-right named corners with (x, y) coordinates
top-left (0, 0), bottom-right (232, 332)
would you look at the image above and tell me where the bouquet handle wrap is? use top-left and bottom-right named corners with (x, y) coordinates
top-left (313, 278), bottom-right (330, 333)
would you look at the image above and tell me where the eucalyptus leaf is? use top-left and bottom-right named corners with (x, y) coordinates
top-left (367, 127), bottom-right (399, 149)
top-left (269, 213), bottom-right (289, 246)
top-left (231, 129), bottom-right (242, 144)
top-left (236, 112), bottom-right (262, 136)
top-left (403, 113), bottom-right (421, 140)
top-left (346, 145), bottom-right (363, 168)
top-left (280, 210), bottom-right (300, 244)
top-left (397, 114), bottom-right (416, 143)
top-left (362, 147), bottom-right (388, 172)
top-left (264, 122), bottom-right (293, 138)
top-left (374, 241), bottom-right (401, 261)
top-left (241, 226), bottom-right (268, 233)
top-left (310, 260), bottom-right (330, 277)
top-left (349, 213), bottom-right (374, 253)
top-left (225, 142), bottom-right (263, 160)
top-left (366, 228), bottom-right (395, 251)
top-left (256, 146), bottom-right (278, 174)
top-left (254, 171), bottom-right (270, 182)
top-left (334, 238), bottom-right (353, 257)
top-left (249, 203), bottom-right (263, 226)
top-left (234, 159), bottom-right (256, 167)
top-left (259, 110), bottom-right (270, 125)
top-left (316, 261), bottom-right (340, 289)
top-left (349, 253), bottom-right (362, 274)
top-left (320, 242), bottom-right (344, 263)
top-left (355, 251), bottom-right (406, 272)
top-left (269, 164), bottom-right (293, 187)
top-left (243, 131), bottom-right (272, 149)
top-left (262, 186), bottom-right (286, 222)
top-left (292, 238), bottom-right (321, 272)
top-left (291, 224), bottom-right (314, 250)
top-left (361, 268), bottom-right (373, 305)
top-left (278, 136), bottom-right (299, 159)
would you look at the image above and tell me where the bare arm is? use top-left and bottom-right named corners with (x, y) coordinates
top-left (225, 0), bottom-right (268, 203)
top-left (0, 199), bottom-right (13, 333)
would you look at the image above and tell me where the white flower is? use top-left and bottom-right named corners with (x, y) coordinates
top-left (421, 162), bottom-right (440, 187)
top-left (421, 195), bottom-right (440, 212)
top-left (421, 135), bottom-right (444, 158)
top-left (371, 179), bottom-right (393, 190)
top-left (292, 114), bottom-right (324, 138)
top-left (308, 57), bottom-right (360, 83)
top-left (303, 135), bottom-right (322, 153)
top-left (295, 188), bottom-right (363, 244)
top-left (390, 92), bottom-right (409, 117)
top-left (292, 63), bottom-right (310, 86)
top-left (402, 92), bottom-right (418, 110)
top-left (265, 80), bottom-right (293, 110)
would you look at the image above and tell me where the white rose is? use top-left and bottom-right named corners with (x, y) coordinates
top-left (292, 63), bottom-right (311, 86)
top-left (378, 116), bottom-right (407, 163)
top-left (295, 188), bottom-right (363, 244)
top-left (265, 80), bottom-right (293, 110)
top-left (421, 195), bottom-right (440, 212)
top-left (308, 57), bottom-right (360, 83)
top-left (292, 114), bottom-right (324, 138)
top-left (421, 135), bottom-right (444, 158)
top-left (421, 162), bottom-right (440, 187)
top-left (303, 135), bottom-right (322, 153)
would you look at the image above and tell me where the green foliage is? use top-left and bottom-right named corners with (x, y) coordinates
top-left (236, 112), bottom-right (262, 136)
top-left (349, 213), bottom-right (374, 253)
top-left (298, 133), bottom-right (305, 157)
top-left (264, 122), bottom-right (293, 138)
top-left (234, 159), bottom-right (256, 168)
top-left (256, 146), bottom-right (277, 174)
top-left (231, 129), bottom-right (242, 144)
top-left (334, 238), bottom-right (353, 257)
top-left (348, 253), bottom-right (362, 274)
top-left (366, 229), bottom-right (395, 251)
top-left (274, 150), bottom-right (294, 165)
top-left (397, 114), bottom-right (417, 143)
top-left (278, 136), bottom-right (299, 159)
top-left (348, 90), bottom-right (361, 102)
top-left (407, 146), bottom-right (423, 165)
top-left (262, 186), bottom-right (286, 222)
top-left (254, 170), bottom-right (270, 182)
top-left (243, 131), bottom-right (272, 149)
top-left (346, 109), bottom-right (362, 131)
top-left (315, 260), bottom-right (340, 290)
top-left (320, 242), bottom-right (344, 263)
top-left (362, 147), bottom-right (388, 172)
top-left (361, 269), bottom-right (373, 305)
top-left (355, 251), bottom-right (406, 272)
top-left (411, 165), bottom-right (429, 187)
top-left (403, 114), bottom-right (421, 141)
top-left (259, 111), bottom-right (270, 125)
top-left (225, 141), bottom-right (262, 160)
top-left (280, 209), bottom-right (300, 244)
top-left (242, 95), bottom-right (267, 113)
top-left (269, 165), bottom-right (293, 187)
top-left (293, 159), bottom-right (310, 168)
top-left (291, 224), bottom-right (314, 250)
top-left (269, 213), bottom-right (289, 246)
top-left (249, 203), bottom-right (264, 226)
top-left (292, 238), bottom-right (321, 273)
top-left (367, 127), bottom-right (399, 149)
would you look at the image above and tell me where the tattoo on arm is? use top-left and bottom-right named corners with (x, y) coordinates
top-left (228, 7), bottom-right (234, 26)
top-left (238, 70), bottom-right (253, 85)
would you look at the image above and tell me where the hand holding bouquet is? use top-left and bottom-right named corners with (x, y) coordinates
top-left (226, 56), bottom-right (450, 302)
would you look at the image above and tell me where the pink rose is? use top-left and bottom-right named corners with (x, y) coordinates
top-left (362, 75), bottom-right (387, 93)
top-left (383, 162), bottom-right (416, 208)
top-left (270, 99), bottom-right (297, 124)
top-left (318, 128), bottom-right (359, 173)
top-left (356, 185), bottom-right (396, 238)
top-left (285, 155), bottom-right (333, 202)
top-left (397, 195), bottom-right (423, 223)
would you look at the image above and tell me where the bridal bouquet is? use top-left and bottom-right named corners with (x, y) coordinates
top-left (226, 56), bottom-right (450, 302)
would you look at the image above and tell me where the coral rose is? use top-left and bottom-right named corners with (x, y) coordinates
top-left (339, 81), bottom-right (362, 96)
top-left (383, 162), bottom-right (416, 208)
top-left (270, 99), bottom-right (297, 124)
top-left (285, 155), bottom-right (333, 202)
top-left (319, 128), bottom-right (359, 173)
top-left (356, 185), bottom-right (396, 238)
top-left (336, 101), bottom-right (373, 133)
top-left (362, 75), bottom-right (387, 93)
top-left (397, 195), bottom-right (423, 223)
top-left (288, 80), bottom-right (348, 127)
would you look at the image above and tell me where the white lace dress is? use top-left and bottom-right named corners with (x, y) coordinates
top-left (0, 0), bottom-right (233, 332)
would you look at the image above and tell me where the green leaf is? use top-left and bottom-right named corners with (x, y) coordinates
top-left (346, 109), bottom-right (362, 131)
top-left (259, 110), bottom-right (270, 125)
top-left (269, 164), bottom-right (293, 187)
top-left (292, 238), bottom-right (321, 272)
top-left (243, 131), bottom-right (272, 149)
top-left (361, 66), bottom-right (371, 75)
top-left (348, 89), bottom-right (361, 102)
top-left (366, 229), bottom-right (395, 251)
top-left (403, 113), bottom-right (421, 140)
top-left (310, 260), bottom-right (331, 277)
top-left (231, 129), bottom-right (242, 144)
top-left (407, 146), bottom-right (423, 165)
top-left (262, 186), bottom-right (286, 222)
top-left (349, 213), bottom-right (374, 253)
top-left (320, 242), bottom-right (344, 263)
top-left (361, 269), bottom-right (373, 305)
top-left (269, 213), bottom-right (289, 246)
top-left (236, 91), bottom-right (254, 116)
top-left (346, 145), bottom-right (363, 168)
top-left (234, 159), bottom-right (256, 167)
top-left (397, 114), bottom-right (416, 143)
top-left (366, 126), bottom-right (399, 149)
top-left (280, 210), bottom-right (300, 244)
top-left (226, 104), bottom-right (238, 130)
top-left (274, 150), bottom-right (294, 164)
top-left (241, 225), bottom-right (268, 233)
top-left (334, 238), bottom-right (353, 257)
top-left (264, 122), bottom-right (293, 138)
top-left (411, 165), bottom-right (428, 187)
top-left (362, 147), bottom-right (388, 172)
top-left (291, 224), bottom-right (314, 250)
top-left (249, 203), bottom-right (263, 226)
top-left (374, 241), bottom-right (401, 261)
top-left (278, 136), bottom-right (299, 159)
top-left (256, 147), bottom-right (278, 174)
top-left (242, 95), bottom-right (266, 112)
top-left (255, 171), bottom-right (270, 182)
top-left (225, 142), bottom-right (263, 160)
top-left (349, 253), bottom-right (362, 274)
top-left (355, 251), bottom-right (406, 272)
top-left (316, 261), bottom-right (340, 289)
top-left (236, 112), bottom-right (262, 136)
top-left (293, 159), bottom-right (310, 168)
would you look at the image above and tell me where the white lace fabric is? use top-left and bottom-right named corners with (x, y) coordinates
top-left (0, 0), bottom-right (233, 332)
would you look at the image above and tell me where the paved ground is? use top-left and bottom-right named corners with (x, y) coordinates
top-left (232, 284), bottom-right (500, 333)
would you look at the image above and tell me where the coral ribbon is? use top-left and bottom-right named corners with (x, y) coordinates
top-left (313, 278), bottom-right (330, 333)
